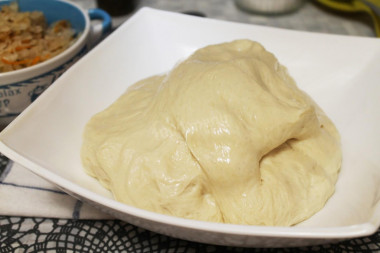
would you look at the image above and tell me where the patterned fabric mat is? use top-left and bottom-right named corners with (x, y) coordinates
top-left (2, 217), bottom-right (380, 252)
top-left (0, 154), bottom-right (109, 220)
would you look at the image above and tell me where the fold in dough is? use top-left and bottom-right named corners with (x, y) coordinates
top-left (81, 40), bottom-right (341, 226)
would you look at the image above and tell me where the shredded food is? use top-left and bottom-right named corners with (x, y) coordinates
top-left (0, 3), bottom-right (77, 73)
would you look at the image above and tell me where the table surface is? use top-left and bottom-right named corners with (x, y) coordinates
top-left (1, 0), bottom-right (379, 252)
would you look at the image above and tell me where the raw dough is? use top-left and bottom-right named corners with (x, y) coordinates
top-left (81, 40), bottom-right (341, 226)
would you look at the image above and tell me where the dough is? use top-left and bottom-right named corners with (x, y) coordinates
top-left (81, 40), bottom-right (341, 226)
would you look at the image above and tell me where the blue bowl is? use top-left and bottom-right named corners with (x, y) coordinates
top-left (0, 0), bottom-right (111, 128)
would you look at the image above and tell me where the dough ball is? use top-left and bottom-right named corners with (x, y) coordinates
top-left (81, 40), bottom-right (341, 226)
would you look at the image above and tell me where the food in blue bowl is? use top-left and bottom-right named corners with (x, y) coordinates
top-left (0, 0), bottom-right (111, 128)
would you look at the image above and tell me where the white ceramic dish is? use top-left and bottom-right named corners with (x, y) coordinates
top-left (0, 7), bottom-right (379, 248)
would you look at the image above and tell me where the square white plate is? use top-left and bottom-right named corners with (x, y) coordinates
top-left (1, 7), bottom-right (380, 248)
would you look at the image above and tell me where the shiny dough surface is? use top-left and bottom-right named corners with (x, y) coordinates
top-left (81, 40), bottom-right (341, 226)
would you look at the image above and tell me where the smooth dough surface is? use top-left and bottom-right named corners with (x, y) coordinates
top-left (81, 40), bottom-right (341, 226)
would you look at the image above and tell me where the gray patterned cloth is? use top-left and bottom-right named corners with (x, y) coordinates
top-left (2, 216), bottom-right (380, 252)
top-left (1, 0), bottom-right (379, 252)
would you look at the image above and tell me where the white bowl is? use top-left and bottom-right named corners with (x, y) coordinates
top-left (0, 7), bottom-right (379, 248)
top-left (235, 0), bottom-right (305, 14)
